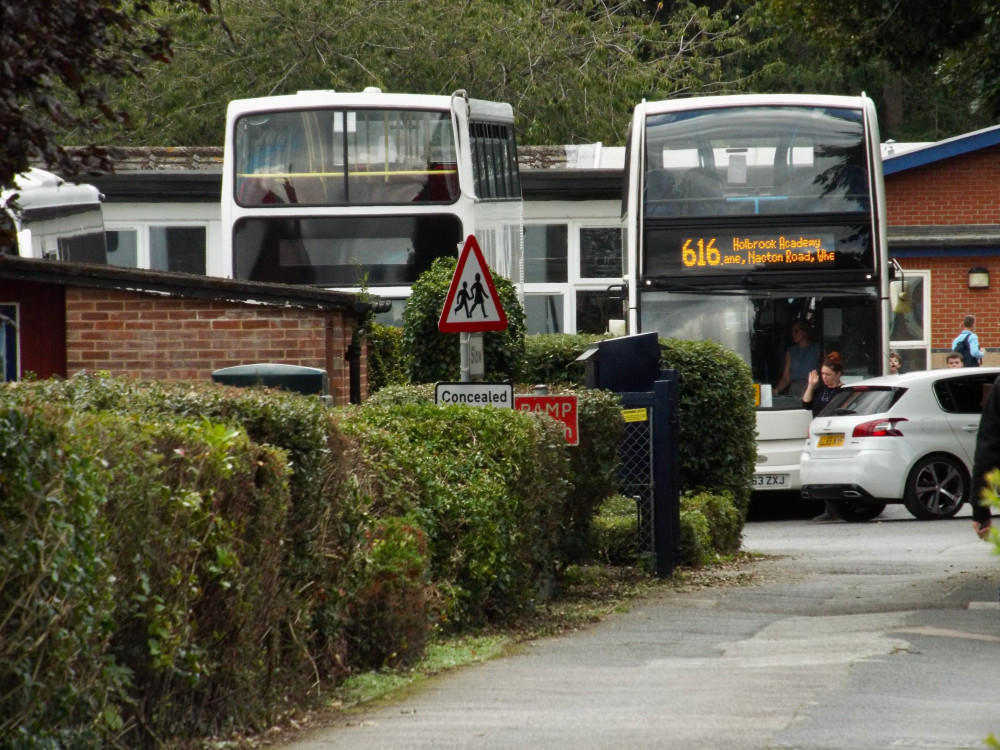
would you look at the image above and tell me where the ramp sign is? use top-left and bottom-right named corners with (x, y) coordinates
top-left (438, 235), bottom-right (508, 333)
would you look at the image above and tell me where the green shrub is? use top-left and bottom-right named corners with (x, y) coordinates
top-left (590, 495), bottom-right (640, 565)
top-left (521, 333), bottom-right (608, 386)
top-left (341, 402), bottom-right (570, 627)
top-left (679, 507), bottom-right (714, 568)
top-left (367, 322), bottom-right (408, 393)
top-left (0, 406), bottom-right (123, 750)
top-left (3, 373), bottom-right (362, 683)
top-left (683, 490), bottom-right (743, 554)
top-left (659, 338), bottom-right (756, 517)
top-left (363, 384), bottom-right (622, 567)
top-left (591, 490), bottom-right (742, 569)
top-left (402, 257), bottom-right (526, 384)
top-left (536, 386), bottom-right (623, 564)
top-left (343, 516), bottom-right (434, 670)
top-left (93, 414), bottom-right (292, 741)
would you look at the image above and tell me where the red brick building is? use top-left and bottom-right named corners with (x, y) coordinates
top-left (884, 126), bottom-right (1000, 369)
top-left (0, 255), bottom-right (365, 404)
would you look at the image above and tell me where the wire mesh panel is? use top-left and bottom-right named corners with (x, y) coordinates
top-left (617, 395), bottom-right (655, 555)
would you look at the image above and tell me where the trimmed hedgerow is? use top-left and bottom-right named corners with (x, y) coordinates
top-left (0, 405), bottom-right (123, 750)
top-left (365, 383), bottom-right (624, 568)
top-left (521, 333), bottom-right (607, 386)
top-left (658, 338), bottom-right (756, 517)
top-left (340, 401), bottom-right (571, 627)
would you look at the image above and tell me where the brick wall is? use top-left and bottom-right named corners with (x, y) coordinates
top-left (887, 146), bottom-right (1000, 226)
top-left (65, 288), bottom-right (359, 404)
top-left (894, 256), bottom-right (995, 362)
top-left (887, 145), bottom-right (1000, 365)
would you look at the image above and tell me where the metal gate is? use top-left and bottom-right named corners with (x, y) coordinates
top-left (616, 377), bottom-right (679, 577)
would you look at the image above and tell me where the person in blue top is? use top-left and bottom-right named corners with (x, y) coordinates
top-left (776, 318), bottom-right (821, 396)
top-left (951, 314), bottom-right (984, 367)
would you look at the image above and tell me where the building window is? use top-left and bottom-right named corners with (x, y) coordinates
top-left (105, 225), bottom-right (207, 275)
top-left (524, 294), bottom-right (565, 334)
top-left (579, 226), bottom-right (622, 279)
top-left (150, 227), bottom-right (206, 274)
top-left (106, 229), bottom-right (139, 268)
top-left (524, 224), bottom-right (568, 283)
top-left (576, 290), bottom-right (611, 335)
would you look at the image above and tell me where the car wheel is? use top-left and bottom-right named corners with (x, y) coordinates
top-left (830, 499), bottom-right (886, 522)
top-left (903, 454), bottom-right (967, 520)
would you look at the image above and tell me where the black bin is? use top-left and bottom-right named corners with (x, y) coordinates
top-left (211, 363), bottom-right (330, 399)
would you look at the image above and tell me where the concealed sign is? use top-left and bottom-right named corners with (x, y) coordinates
top-left (514, 394), bottom-right (579, 446)
top-left (435, 382), bottom-right (513, 408)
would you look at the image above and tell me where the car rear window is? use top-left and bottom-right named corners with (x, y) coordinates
top-left (821, 386), bottom-right (902, 417)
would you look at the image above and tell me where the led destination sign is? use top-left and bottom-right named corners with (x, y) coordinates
top-left (681, 233), bottom-right (837, 270)
top-left (644, 223), bottom-right (874, 278)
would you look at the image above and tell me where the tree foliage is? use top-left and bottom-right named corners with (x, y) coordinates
top-left (0, 0), bottom-right (210, 188)
top-left (8, 0), bottom-right (1000, 184)
top-left (86, 0), bottom-right (750, 147)
top-left (771, 0), bottom-right (1000, 122)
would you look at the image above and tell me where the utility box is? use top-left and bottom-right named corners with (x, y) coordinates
top-left (575, 332), bottom-right (661, 392)
top-left (211, 363), bottom-right (330, 401)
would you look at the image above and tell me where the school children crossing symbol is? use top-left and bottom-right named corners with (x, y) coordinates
top-left (438, 234), bottom-right (508, 333)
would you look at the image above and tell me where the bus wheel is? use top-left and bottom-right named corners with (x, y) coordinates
top-left (831, 499), bottom-right (886, 522)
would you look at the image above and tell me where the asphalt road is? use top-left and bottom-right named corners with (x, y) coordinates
top-left (278, 504), bottom-right (1000, 750)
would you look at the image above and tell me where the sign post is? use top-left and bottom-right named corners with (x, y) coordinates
top-left (439, 235), bottom-right (508, 382)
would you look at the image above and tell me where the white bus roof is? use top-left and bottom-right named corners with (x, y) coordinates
top-left (226, 88), bottom-right (514, 123)
top-left (639, 93), bottom-right (873, 116)
top-left (2, 169), bottom-right (104, 213)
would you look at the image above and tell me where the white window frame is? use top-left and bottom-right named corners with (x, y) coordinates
top-left (889, 269), bottom-right (930, 371)
top-left (522, 212), bottom-right (623, 334)
top-left (104, 221), bottom-right (210, 273)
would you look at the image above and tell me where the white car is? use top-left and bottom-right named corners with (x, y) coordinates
top-left (800, 367), bottom-right (1000, 521)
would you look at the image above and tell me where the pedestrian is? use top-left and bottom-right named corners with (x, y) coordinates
top-left (802, 351), bottom-right (844, 418)
top-left (969, 374), bottom-right (999, 540)
top-left (889, 350), bottom-right (903, 375)
top-left (946, 352), bottom-right (963, 368)
top-left (802, 352), bottom-right (845, 523)
top-left (951, 314), bottom-right (984, 367)
top-left (776, 318), bottom-right (821, 396)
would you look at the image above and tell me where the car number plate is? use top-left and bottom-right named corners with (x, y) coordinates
top-left (752, 473), bottom-right (789, 488)
top-left (817, 434), bottom-right (845, 447)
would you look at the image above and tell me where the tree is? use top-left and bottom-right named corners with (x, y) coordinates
top-left (78, 0), bottom-right (753, 147)
top-left (0, 0), bottom-right (210, 188)
top-left (770, 0), bottom-right (1000, 123)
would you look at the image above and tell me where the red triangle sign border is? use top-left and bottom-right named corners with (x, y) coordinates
top-left (438, 235), bottom-right (509, 333)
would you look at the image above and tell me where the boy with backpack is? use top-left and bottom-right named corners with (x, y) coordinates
top-left (952, 314), bottom-right (984, 367)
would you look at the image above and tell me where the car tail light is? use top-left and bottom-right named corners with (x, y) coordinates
top-left (852, 417), bottom-right (908, 437)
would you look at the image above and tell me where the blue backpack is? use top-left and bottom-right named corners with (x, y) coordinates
top-left (953, 333), bottom-right (980, 367)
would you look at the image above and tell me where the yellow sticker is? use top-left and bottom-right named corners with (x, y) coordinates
top-left (622, 408), bottom-right (648, 423)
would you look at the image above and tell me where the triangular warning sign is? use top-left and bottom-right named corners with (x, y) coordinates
top-left (438, 235), bottom-right (508, 333)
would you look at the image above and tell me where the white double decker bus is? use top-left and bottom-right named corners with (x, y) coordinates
top-left (220, 88), bottom-right (523, 320)
top-left (620, 94), bottom-right (891, 496)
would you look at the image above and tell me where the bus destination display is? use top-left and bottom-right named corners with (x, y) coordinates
top-left (644, 224), bottom-right (873, 277)
top-left (682, 232), bottom-right (836, 269)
